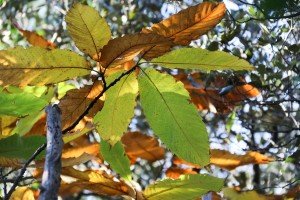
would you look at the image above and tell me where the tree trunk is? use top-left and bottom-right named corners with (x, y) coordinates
top-left (39, 105), bottom-right (63, 200)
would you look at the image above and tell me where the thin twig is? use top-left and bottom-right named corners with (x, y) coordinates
top-left (4, 143), bottom-right (46, 200)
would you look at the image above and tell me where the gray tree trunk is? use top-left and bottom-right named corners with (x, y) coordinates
top-left (39, 105), bottom-right (63, 200)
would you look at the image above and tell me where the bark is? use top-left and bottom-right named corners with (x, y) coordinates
top-left (39, 105), bottom-right (63, 200)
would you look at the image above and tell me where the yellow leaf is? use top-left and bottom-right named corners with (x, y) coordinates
top-left (0, 46), bottom-right (91, 87)
top-left (100, 33), bottom-right (172, 68)
top-left (59, 80), bottom-right (104, 132)
top-left (65, 3), bottom-right (111, 60)
top-left (12, 20), bottom-right (56, 49)
top-left (142, 2), bottom-right (226, 46)
top-left (62, 143), bottom-right (100, 159)
top-left (10, 186), bottom-right (35, 200)
top-left (121, 132), bottom-right (165, 164)
top-left (60, 167), bottom-right (135, 197)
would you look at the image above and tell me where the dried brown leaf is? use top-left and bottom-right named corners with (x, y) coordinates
top-left (142, 2), bottom-right (226, 46)
top-left (59, 80), bottom-right (104, 132)
top-left (100, 33), bottom-right (171, 68)
top-left (121, 132), bottom-right (165, 164)
top-left (165, 166), bottom-right (197, 179)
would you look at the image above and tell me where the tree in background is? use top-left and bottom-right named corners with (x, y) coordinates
top-left (0, 0), bottom-right (299, 199)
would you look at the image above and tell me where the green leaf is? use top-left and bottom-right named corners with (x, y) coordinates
top-left (66, 3), bottom-right (111, 60)
top-left (0, 46), bottom-right (91, 87)
top-left (100, 140), bottom-right (131, 181)
top-left (138, 69), bottom-right (209, 166)
top-left (0, 134), bottom-right (46, 160)
top-left (143, 174), bottom-right (224, 200)
top-left (0, 93), bottom-right (48, 117)
top-left (151, 48), bottom-right (254, 71)
top-left (94, 71), bottom-right (138, 145)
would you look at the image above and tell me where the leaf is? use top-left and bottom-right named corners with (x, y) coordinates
top-left (0, 157), bottom-right (22, 167)
top-left (223, 188), bottom-right (266, 200)
top-left (62, 143), bottom-right (100, 159)
top-left (12, 19), bottom-right (56, 49)
top-left (0, 134), bottom-right (46, 160)
top-left (121, 131), bottom-right (165, 163)
top-left (142, 2), bottom-right (226, 46)
top-left (61, 167), bottom-right (135, 197)
top-left (151, 48), bottom-right (254, 71)
top-left (10, 186), bottom-right (35, 200)
top-left (94, 71), bottom-right (138, 145)
top-left (165, 166), bottom-right (197, 179)
top-left (173, 150), bottom-right (274, 170)
top-left (62, 123), bottom-right (95, 144)
top-left (59, 80), bottom-right (104, 131)
top-left (143, 174), bottom-right (224, 200)
top-left (0, 93), bottom-right (48, 117)
top-left (100, 33), bottom-right (172, 68)
top-left (0, 116), bottom-right (17, 138)
top-left (0, 46), bottom-right (91, 87)
top-left (101, 140), bottom-right (131, 181)
top-left (65, 3), bottom-right (111, 60)
top-left (138, 69), bottom-right (209, 166)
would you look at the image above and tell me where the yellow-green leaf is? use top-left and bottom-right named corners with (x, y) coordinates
top-left (94, 71), bottom-right (138, 145)
top-left (66, 3), bottom-right (111, 60)
top-left (151, 48), bottom-right (254, 71)
top-left (143, 174), bottom-right (224, 200)
top-left (138, 69), bottom-right (209, 166)
top-left (0, 46), bottom-right (91, 87)
top-left (101, 140), bottom-right (131, 181)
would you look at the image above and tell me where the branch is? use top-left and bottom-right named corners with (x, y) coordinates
top-left (62, 64), bottom-right (138, 133)
top-left (4, 143), bottom-right (46, 200)
top-left (39, 104), bottom-right (63, 200)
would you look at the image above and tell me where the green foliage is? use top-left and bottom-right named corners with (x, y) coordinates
top-left (94, 71), bottom-right (138, 145)
top-left (0, 93), bottom-right (47, 117)
top-left (138, 68), bottom-right (209, 166)
top-left (100, 140), bottom-right (131, 181)
top-left (143, 174), bottom-right (224, 200)
top-left (151, 48), bottom-right (254, 71)
top-left (0, 134), bottom-right (46, 160)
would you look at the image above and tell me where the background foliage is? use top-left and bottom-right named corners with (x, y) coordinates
top-left (0, 0), bottom-right (299, 199)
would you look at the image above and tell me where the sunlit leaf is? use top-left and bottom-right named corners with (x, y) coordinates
top-left (0, 46), bottom-right (91, 87)
top-left (143, 174), bottom-right (224, 200)
top-left (59, 80), bottom-right (104, 131)
top-left (142, 2), bottom-right (226, 45)
top-left (101, 140), bottom-right (131, 181)
top-left (10, 186), bottom-right (35, 200)
top-left (0, 93), bottom-right (47, 117)
top-left (151, 48), bottom-right (254, 71)
top-left (62, 123), bottom-right (95, 144)
top-left (173, 150), bottom-right (274, 170)
top-left (0, 134), bottom-right (46, 160)
top-left (62, 143), bottom-right (100, 159)
top-left (121, 131), bottom-right (165, 164)
top-left (165, 166), bottom-right (197, 179)
top-left (61, 167), bottom-right (135, 197)
top-left (65, 3), bottom-right (111, 60)
top-left (100, 33), bottom-right (171, 68)
top-left (138, 69), bottom-right (209, 166)
top-left (94, 71), bottom-right (138, 145)
top-left (12, 20), bottom-right (56, 49)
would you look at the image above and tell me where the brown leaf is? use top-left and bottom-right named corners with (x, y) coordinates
top-left (24, 112), bottom-right (46, 136)
top-left (60, 167), bottom-right (135, 197)
top-left (165, 166), bottom-right (197, 179)
top-left (174, 73), bottom-right (261, 113)
top-left (59, 80), bottom-right (104, 132)
top-left (62, 143), bottom-right (100, 159)
top-left (12, 20), bottom-right (56, 49)
top-left (173, 150), bottom-right (273, 170)
top-left (0, 157), bottom-right (22, 168)
top-left (62, 153), bottom-right (97, 167)
top-left (99, 33), bottom-right (172, 68)
top-left (142, 2), bottom-right (226, 46)
top-left (121, 132), bottom-right (165, 164)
